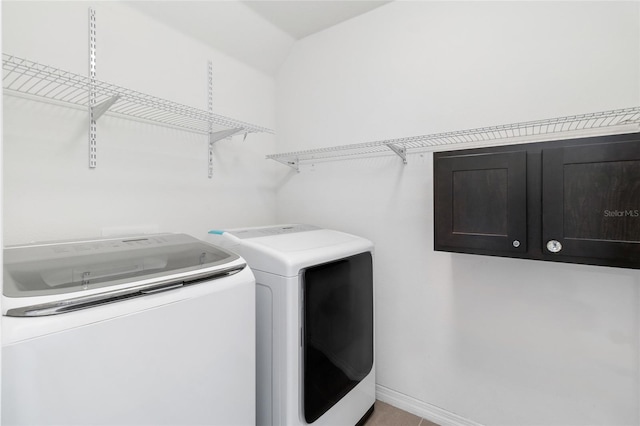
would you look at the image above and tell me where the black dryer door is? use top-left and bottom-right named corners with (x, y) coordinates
top-left (302, 252), bottom-right (374, 423)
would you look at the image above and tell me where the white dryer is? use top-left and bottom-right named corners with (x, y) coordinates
top-left (208, 224), bottom-right (375, 426)
top-left (3, 233), bottom-right (255, 426)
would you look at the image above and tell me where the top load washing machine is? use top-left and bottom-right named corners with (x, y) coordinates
top-left (3, 233), bottom-right (255, 426)
top-left (208, 224), bottom-right (375, 426)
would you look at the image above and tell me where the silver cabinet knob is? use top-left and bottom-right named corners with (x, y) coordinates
top-left (546, 240), bottom-right (562, 253)
top-left (512, 240), bottom-right (520, 248)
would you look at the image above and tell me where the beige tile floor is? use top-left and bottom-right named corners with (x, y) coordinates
top-left (365, 401), bottom-right (440, 426)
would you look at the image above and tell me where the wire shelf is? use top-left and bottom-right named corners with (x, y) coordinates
top-left (267, 107), bottom-right (640, 171)
top-left (2, 53), bottom-right (274, 135)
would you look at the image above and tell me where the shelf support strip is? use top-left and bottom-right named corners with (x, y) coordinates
top-left (88, 7), bottom-right (97, 169)
top-left (208, 60), bottom-right (214, 178)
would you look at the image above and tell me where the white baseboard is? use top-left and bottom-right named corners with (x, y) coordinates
top-left (375, 385), bottom-right (484, 426)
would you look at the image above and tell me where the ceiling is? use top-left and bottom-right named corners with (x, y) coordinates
top-left (242, 1), bottom-right (391, 40)
top-left (126, 1), bottom-right (390, 76)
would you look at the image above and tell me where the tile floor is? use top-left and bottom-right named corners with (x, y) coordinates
top-left (365, 401), bottom-right (440, 426)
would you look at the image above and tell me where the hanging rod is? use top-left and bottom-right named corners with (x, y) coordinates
top-left (267, 106), bottom-right (640, 171)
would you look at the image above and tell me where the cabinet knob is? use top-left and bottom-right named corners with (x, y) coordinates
top-left (546, 240), bottom-right (562, 253)
top-left (512, 240), bottom-right (520, 248)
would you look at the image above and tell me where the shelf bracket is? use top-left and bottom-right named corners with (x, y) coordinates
top-left (210, 128), bottom-right (245, 144)
top-left (277, 157), bottom-right (299, 173)
top-left (91, 95), bottom-right (120, 121)
top-left (208, 128), bottom-right (244, 178)
top-left (386, 143), bottom-right (407, 164)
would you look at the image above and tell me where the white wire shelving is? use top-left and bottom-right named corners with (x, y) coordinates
top-left (3, 53), bottom-right (274, 136)
top-left (267, 107), bottom-right (640, 172)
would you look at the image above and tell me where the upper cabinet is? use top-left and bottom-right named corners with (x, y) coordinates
top-left (434, 132), bottom-right (640, 269)
top-left (542, 140), bottom-right (640, 264)
top-left (434, 150), bottom-right (527, 254)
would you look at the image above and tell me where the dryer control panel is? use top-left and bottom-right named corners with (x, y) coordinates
top-left (218, 224), bottom-right (319, 239)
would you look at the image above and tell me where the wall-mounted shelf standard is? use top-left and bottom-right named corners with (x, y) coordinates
top-left (266, 107), bottom-right (640, 172)
top-left (2, 53), bottom-right (274, 173)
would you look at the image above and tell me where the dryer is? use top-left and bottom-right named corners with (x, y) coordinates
top-left (3, 233), bottom-right (255, 426)
top-left (208, 224), bottom-right (375, 426)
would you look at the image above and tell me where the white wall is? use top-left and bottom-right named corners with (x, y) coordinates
top-left (276, 2), bottom-right (640, 425)
top-left (2, 1), bottom-right (279, 245)
top-left (0, 3), bottom-right (4, 419)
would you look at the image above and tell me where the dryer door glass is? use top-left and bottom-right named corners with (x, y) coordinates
top-left (302, 252), bottom-right (373, 423)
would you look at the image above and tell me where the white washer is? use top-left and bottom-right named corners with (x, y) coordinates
top-left (208, 224), bottom-right (375, 426)
top-left (2, 233), bottom-right (255, 426)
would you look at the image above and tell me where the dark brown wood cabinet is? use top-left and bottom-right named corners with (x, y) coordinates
top-left (435, 150), bottom-right (528, 254)
top-left (434, 132), bottom-right (640, 269)
top-left (542, 140), bottom-right (640, 263)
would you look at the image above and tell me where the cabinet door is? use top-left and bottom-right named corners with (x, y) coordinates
top-left (542, 140), bottom-right (640, 264)
top-left (434, 151), bottom-right (527, 253)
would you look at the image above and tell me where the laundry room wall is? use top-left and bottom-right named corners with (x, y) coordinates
top-left (2, 1), bottom-right (279, 246)
top-left (0, 3), bottom-right (4, 418)
top-left (275, 2), bottom-right (640, 425)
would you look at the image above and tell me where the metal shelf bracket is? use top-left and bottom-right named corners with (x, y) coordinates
top-left (208, 128), bottom-right (246, 176)
top-left (91, 95), bottom-right (120, 121)
top-left (210, 128), bottom-right (245, 144)
top-left (278, 157), bottom-right (299, 173)
top-left (386, 143), bottom-right (407, 164)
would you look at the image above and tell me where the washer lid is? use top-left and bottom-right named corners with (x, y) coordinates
top-left (4, 234), bottom-right (240, 298)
